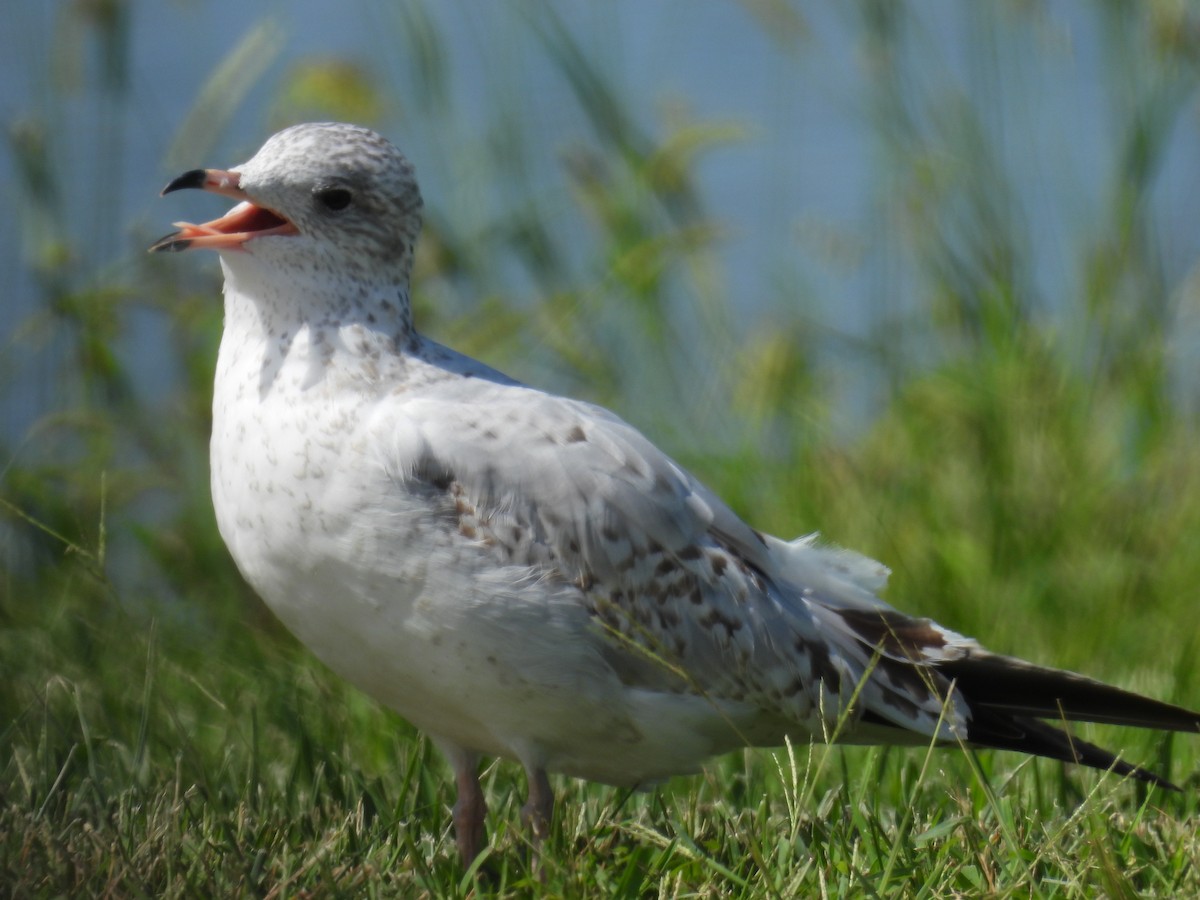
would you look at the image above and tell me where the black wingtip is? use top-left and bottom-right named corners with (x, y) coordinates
top-left (161, 169), bottom-right (208, 196)
top-left (939, 653), bottom-right (1200, 733)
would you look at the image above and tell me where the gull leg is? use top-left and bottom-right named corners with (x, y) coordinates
top-left (521, 765), bottom-right (553, 851)
top-left (441, 745), bottom-right (487, 865)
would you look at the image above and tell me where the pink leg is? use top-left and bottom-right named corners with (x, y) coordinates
top-left (521, 766), bottom-right (553, 849)
top-left (443, 747), bottom-right (487, 865)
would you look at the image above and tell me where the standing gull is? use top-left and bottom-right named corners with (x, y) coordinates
top-left (152, 122), bottom-right (1198, 865)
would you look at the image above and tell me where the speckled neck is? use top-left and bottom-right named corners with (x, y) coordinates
top-left (217, 253), bottom-right (418, 399)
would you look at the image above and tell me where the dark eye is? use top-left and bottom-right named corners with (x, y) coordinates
top-left (314, 187), bottom-right (353, 212)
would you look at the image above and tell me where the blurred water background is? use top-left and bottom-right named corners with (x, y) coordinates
top-left (4, 0), bottom-right (1200, 662)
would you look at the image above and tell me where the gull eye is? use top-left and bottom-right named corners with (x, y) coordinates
top-left (314, 187), bottom-right (353, 212)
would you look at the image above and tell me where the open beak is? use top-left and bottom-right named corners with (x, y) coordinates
top-left (148, 168), bottom-right (298, 253)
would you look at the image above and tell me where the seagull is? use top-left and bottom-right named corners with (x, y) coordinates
top-left (151, 122), bottom-right (1199, 865)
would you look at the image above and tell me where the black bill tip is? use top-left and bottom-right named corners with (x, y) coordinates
top-left (147, 231), bottom-right (191, 253)
top-left (161, 169), bottom-right (210, 196)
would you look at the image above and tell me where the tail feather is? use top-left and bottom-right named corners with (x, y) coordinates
top-left (963, 707), bottom-right (1180, 789)
top-left (831, 605), bottom-right (1198, 785)
top-left (938, 652), bottom-right (1199, 788)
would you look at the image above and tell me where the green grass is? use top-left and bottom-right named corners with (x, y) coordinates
top-left (2, 567), bottom-right (1198, 896)
top-left (4, 1), bottom-right (1200, 896)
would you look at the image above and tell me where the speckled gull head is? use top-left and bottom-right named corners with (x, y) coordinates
top-left (149, 122), bottom-right (424, 286)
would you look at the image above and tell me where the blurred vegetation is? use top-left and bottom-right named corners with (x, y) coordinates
top-left (3, 0), bottom-right (1200, 895)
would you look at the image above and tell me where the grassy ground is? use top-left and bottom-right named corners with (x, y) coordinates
top-left (4, 2), bottom-right (1200, 896)
top-left (3, 443), bottom-right (1199, 897)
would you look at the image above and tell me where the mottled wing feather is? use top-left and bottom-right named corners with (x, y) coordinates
top-left (384, 376), bottom-right (975, 742)
top-left (395, 381), bottom-right (770, 576)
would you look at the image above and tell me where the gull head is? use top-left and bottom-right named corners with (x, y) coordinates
top-left (150, 122), bottom-right (424, 286)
